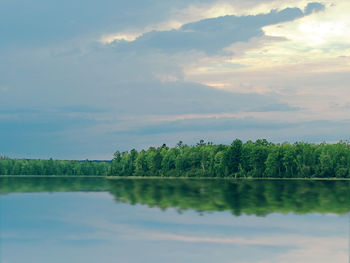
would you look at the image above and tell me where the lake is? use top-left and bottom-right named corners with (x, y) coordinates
top-left (1, 177), bottom-right (349, 263)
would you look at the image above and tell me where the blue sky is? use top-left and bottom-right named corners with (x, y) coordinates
top-left (1, 0), bottom-right (350, 159)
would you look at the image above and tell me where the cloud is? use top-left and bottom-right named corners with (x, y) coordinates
top-left (0, 78), bottom-right (298, 159)
top-left (100, 117), bottom-right (350, 154)
top-left (0, 0), bottom-right (214, 48)
top-left (186, 60), bottom-right (350, 123)
top-left (113, 117), bottom-right (292, 135)
top-left (304, 2), bottom-right (325, 15)
top-left (2, 0), bottom-right (348, 159)
top-left (110, 115), bottom-right (350, 139)
top-left (111, 4), bottom-right (324, 55)
top-left (107, 81), bottom-right (292, 115)
top-left (0, 107), bottom-right (107, 159)
top-left (263, 1), bottom-right (350, 48)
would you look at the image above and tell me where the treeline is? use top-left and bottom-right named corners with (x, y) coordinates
top-left (0, 157), bottom-right (110, 176)
top-left (108, 179), bottom-right (350, 215)
top-left (108, 139), bottom-right (350, 178)
top-left (2, 139), bottom-right (350, 177)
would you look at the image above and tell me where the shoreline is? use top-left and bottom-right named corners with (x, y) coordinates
top-left (1, 175), bottom-right (349, 180)
top-left (106, 176), bottom-right (350, 180)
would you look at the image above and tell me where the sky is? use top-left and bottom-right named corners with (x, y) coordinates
top-left (1, 0), bottom-right (350, 159)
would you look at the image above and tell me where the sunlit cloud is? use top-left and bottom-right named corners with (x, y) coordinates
top-left (179, 1), bottom-right (350, 132)
top-left (186, 62), bottom-right (350, 119)
top-left (100, 20), bottom-right (184, 44)
top-left (169, 0), bottom-right (327, 22)
top-left (182, 1), bottom-right (350, 77)
top-left (4, 0), bottom-right (350, 157)
top-left (264, 1), bottom-right (350, 47)
top-left (100, 33), bottom-right (140, 43)
top-left (99, 0), bottom-right (323, 45)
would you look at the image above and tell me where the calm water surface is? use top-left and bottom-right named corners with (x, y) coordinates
top-left (0, 177), bottom-right (349, 263)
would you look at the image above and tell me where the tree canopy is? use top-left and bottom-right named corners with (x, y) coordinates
top-left (0, 157), bottom-right (109, 176)
top-left (108, 140), bottom-right (350, 178)
top-left (1, 139), bottom-right (350, 178)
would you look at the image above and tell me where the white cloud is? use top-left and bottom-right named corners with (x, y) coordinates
top-left (264, 1), bottom-right (350, 47)
top-left (100, 33), bottom-right (140, 43)
top-left (4, 0), bottom-right (350, 157)
top-left (99, 0), bottom-right (321, 45)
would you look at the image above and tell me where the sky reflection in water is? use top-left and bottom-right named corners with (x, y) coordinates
top-left (0, 179), bottom-right (349, 263)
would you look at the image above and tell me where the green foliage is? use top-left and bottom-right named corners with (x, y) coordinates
top-left (0, 156), bottom-right (109, 176)
top-left (107, 140), bottom-right (350, 178)
top-left (1, 139), bottom-right (350, 178)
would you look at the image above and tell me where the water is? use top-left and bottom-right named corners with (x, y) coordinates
top-left (1, 177), bottom-right (349, 263)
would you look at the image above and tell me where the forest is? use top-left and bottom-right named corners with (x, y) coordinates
top-left (1, 139), bottom-right (350, 178)
top-left (0, 157), bottom-right (109, 176)
top-left (108, 139), bottom-right (350, 178)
